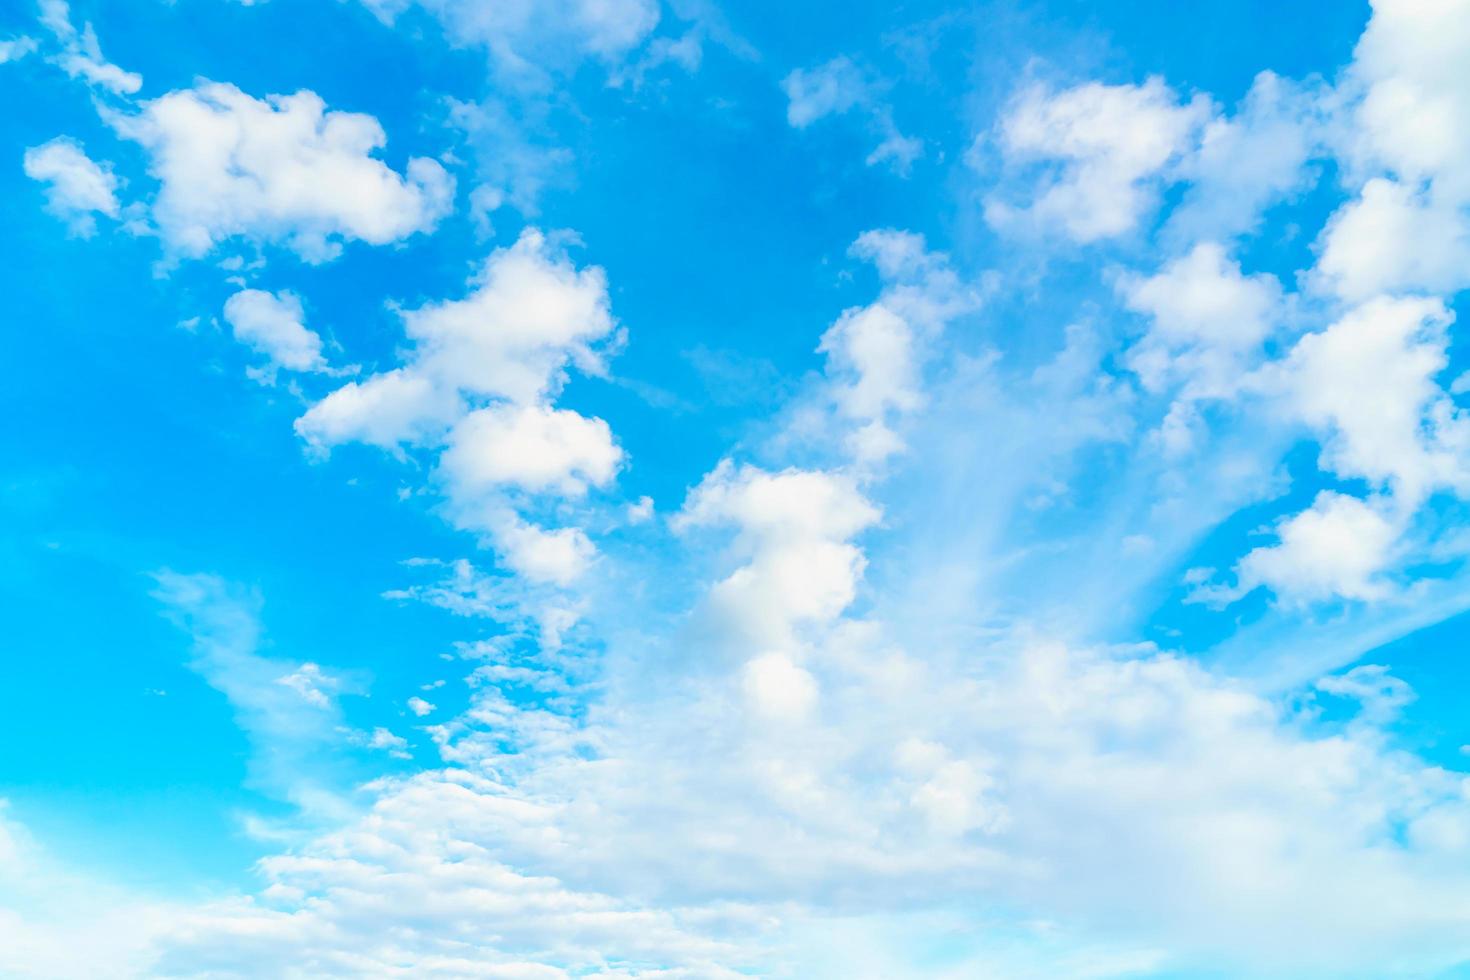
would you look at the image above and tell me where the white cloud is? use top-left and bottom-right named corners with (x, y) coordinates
top-left (742, 650), bottom-right (819, 721)
top-left (626, 495), bottom-right (654, 523)
top-left (864, 126), bottom-right (923, 174)
top-left (815, 230), bottom-right (978, 463)
top-left (0, 36), bottom-right (37, 64)
top-left (39, 0), bottom-right (141, 95)
top-left (352, 726), bottom-right (411, 759)
top-left (439, 403), bottom-right (622, 499)
top-left (1123, 243), bottom-right (1278, 384)
top-left (1281, 295), bottom-right (1469, 503)
top-left (296, 368), bottom-right (461, 451)
top-left (1166, 71), bottom-right (1325, 243)
top-left (298, 230), bottom-right (620, 588)
top-left (492, 517), bottom-right (597, 586)
top-left (986, 77), bottom-right (1211, 242)
top-left (1348, 0), bottom-right (1470, 203)
top-left (222, 289), bottom-right (329, 374)
top-left (110, 82), bottom-right (453, 262)
top-left (676, 462), bottom-right (880, 647)
top-left (782, 58), bottom-right (923, 176)
top-left (1315, 178), bottom-right (1470, 300)
top-left (1121, 242), bottom-right (1281, 454)
top-left (783, 57), bottom-right (868, 128)
top-left (407, 696), bottom-right (436, 716)
top-left (148, 771), bottom-right (755, 978)
top-left (299, 230), bottom-right (615, 452)
top-left (398, 235), bottom-right (614, 406)
top-left (22, 137), bottom-right (120, 237)
top-left (1232, 491), bottom-right (1399, 604)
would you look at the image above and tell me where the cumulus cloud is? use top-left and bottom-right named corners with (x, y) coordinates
top-left (22, 137), bottom-right (121, 237)
top-left (110, 82), bottom-right (453, 262)
top-left (222, 289), bottom-right (329, 375)
top-left (1124, 243), bottom-right (1278, 385)
top-left (1231, 491), bottom-right (1399, 604)
top-left (492, 517), bottom-right (598, 586)
top-left (439, 404), bottom-right (622, 499)
top-left (676, 461), bottom-right (880, 649)
top-left (298, 229), bottom-right (615, 451)
top-left (1315, 178), bottom-right (1470, 300)
top-left (1281, 295), bottom-right (1469, 504)
top-left (1348, 0), bottom-right (1470, 203)
top-left (986, 77), bottom-right (1211, 242)
top-left (1120, 242), bottom-right (1281, 453)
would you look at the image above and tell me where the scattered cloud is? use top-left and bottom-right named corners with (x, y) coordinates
top-left (22, 137), bottom-right (121, 237)
top-left (222, 289), bottom-right (330, 376)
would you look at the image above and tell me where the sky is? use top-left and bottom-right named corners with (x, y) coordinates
top-left (5, 0), bottom-right (1470, 976)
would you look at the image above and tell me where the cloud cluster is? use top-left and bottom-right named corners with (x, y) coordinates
top-left (298, 229), bottom-right (622, 585)
top-left (16, 0), bottom-right (1470, 977)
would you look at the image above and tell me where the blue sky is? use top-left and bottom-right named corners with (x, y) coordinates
top-left (6, 0), bottom-right (1470, 976)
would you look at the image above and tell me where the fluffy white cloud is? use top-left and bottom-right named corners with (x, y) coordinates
top-left (1233, 491), bottom-right (1399, 604)
top-left (1315, 178), bottom-right (1470, 300)
top-left (1349, 0), bottom-right (1470, 202)
top-left (296, 369), bottom-right (461, 451)
top-left (1121, 243), bottom-right (1281, 456)
top-left (492, 518), bottom-right (597, 586)
top-left (397, 231), bottom-right (614, 406)
top-left (299, 230), bottom-right (615, 451)
top-left (407, 696), bottom-right (436, 717)
top-left (22, 137), bottom-right (120, 237)
top-left (1123, 242), bottom-right (1279, 395)
top-left (439, 403), bottom-right (622, 498)
top-left (986, 78), bottom-right (1211, 242)
top-left (110, 82), bottom-right (453, 261)
top-left (742, 650), bottom-right (819, 721)
top-left (1282, 295), bottom-right (1469, 503)
top-left (676, 462), bottom-right (880, 647)
top-left (222, 289), bottom-right (329, 374)
top-left (1326, 0), bottom-right (1470, 310)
